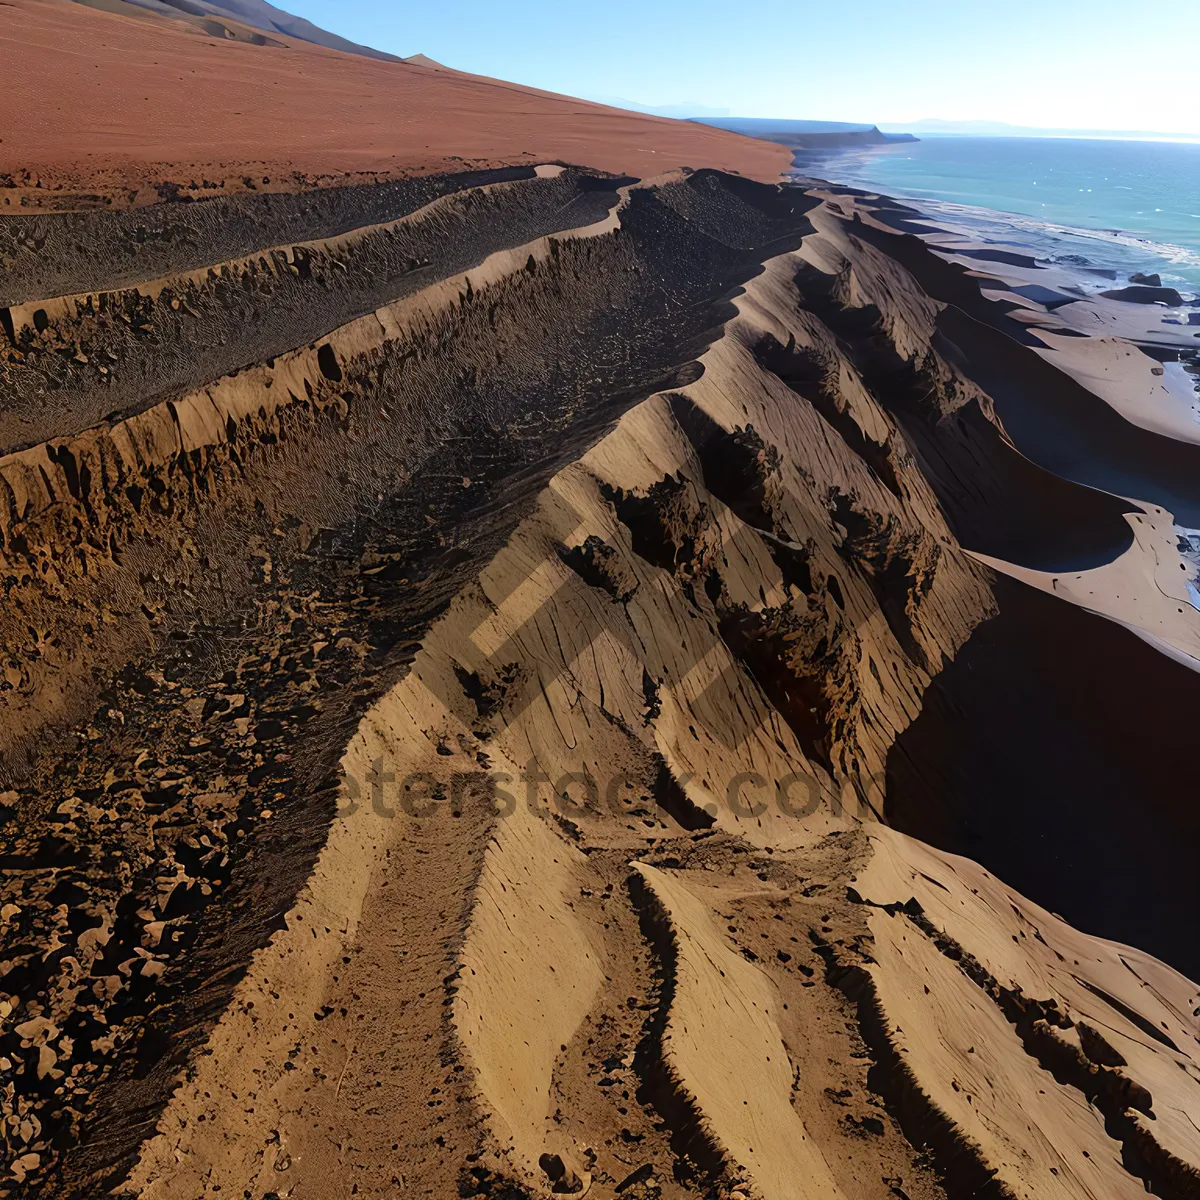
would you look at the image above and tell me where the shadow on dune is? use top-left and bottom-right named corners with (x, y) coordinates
top-left (935, 305), bottom-right (1200, 526)
top-left (845, 210), bottom-right (1200, 527)
top-left (894, 385), bottom-right (1137, 573)
top-left (787, 258), bottom-right (1137, 573)
top-left (887, 573), bottom-right (1200, 980)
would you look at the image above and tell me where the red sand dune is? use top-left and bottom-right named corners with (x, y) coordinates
top-left (1, 0), bottom-right (790, 194)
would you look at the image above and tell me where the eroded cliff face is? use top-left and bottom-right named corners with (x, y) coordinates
top-left (1, 170), bottom-right (1199, 1200)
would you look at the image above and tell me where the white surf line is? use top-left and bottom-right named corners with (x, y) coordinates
top-left (840, 191), bottom-right (1198, 351)
top-left (3, 167), bottom-right (575, 335)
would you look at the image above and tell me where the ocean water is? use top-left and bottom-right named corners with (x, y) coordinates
top-left (798, 136), bottom-right (1200, 291)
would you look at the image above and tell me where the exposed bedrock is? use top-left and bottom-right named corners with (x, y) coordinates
top-left (1100, 284), bottom-right (1186, 306)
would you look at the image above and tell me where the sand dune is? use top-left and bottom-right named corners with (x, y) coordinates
top-left (12, 213), bottom-right (1180, 1198)
top-left (2, 17), bottom-right (1200, 1200)
top-left (117, 231), bottom-right (1200, 1198)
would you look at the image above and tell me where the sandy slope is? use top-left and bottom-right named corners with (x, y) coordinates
top-left (118, 235), bottom-right (1200, 1200)
top-left (121, 244), bottom-right (978, 1198)
top-left (0, 0), bottom-right (788, 201)
top-left (3, 31), bottom-right (1200, 1200)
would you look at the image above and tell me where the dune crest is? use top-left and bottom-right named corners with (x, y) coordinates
top-left (117, 227), bottom-right (1200, 1200)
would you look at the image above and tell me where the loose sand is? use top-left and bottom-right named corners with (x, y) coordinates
top-left (3, 23), bottom-right (1200, 1200)
top-left (1, 0), bottom-right (789, 201)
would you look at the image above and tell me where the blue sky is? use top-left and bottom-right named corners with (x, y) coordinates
top-left (282, 0), bottom-right (1200, 135)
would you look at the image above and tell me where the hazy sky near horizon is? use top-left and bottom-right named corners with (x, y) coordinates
top-left (283, 0), bottom-right (1200, 134)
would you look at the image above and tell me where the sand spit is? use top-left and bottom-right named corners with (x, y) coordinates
top-left (0, 0), bottom-right (788, 203)
top-left (2, 82), bottom-right (1200, 1200)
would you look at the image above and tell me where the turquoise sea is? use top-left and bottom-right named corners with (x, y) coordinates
top-left (797, 136), bottom-right (1200, 291)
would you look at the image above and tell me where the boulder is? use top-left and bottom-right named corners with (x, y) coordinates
top-left (1099, 285), bottom-right (1184, 306)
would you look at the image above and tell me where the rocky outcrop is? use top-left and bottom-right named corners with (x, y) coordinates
top-left (1100, 284), bottom-right (1185, 305)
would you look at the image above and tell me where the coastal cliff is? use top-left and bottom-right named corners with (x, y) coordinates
top-left (694, 117), bottom-right (920, 153)
top-left (2, 2), bottom-right (1199, 1198)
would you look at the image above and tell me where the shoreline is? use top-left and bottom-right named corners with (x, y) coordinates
top-left (793, 177), bottom-right (1200, 389)
top-left (791, 136), bottom-right (1200, 292)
